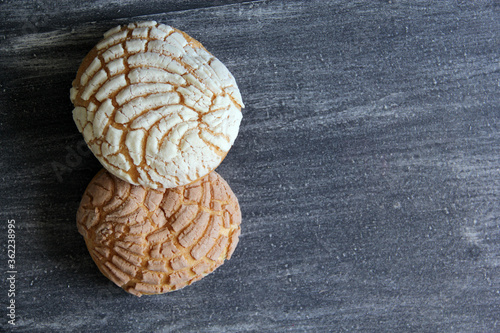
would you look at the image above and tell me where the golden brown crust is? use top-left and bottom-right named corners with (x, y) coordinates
top-left (77, 169), bottom-right (241, 296)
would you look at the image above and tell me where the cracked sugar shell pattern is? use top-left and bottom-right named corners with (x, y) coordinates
top-left (70, 21), bottom-right (244, 189)
top-left (77, 169), bottom-right (241, 296)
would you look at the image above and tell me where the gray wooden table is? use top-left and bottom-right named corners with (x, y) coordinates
top-left (1, 0), bottom-right (499, 332)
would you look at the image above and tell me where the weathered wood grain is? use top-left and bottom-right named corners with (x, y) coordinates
top-left (0, 0), bottom-right (499, 331)
top-left (0, 0), bottom-right (258, 37)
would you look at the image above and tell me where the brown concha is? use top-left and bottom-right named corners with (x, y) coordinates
top-left (76, 169), bottom-right (241, 296)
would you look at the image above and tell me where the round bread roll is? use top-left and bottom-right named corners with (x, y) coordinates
top-left (77, 169), bottom-right (241, 296)
top-left (70, 21), bottom-right (244, 189)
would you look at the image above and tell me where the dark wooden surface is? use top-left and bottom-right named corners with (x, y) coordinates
top-left (1, 0), bottom-right (499, 332)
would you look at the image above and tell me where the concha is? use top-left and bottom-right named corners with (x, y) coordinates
top-left (76, 169), bottom-right (241, 296)
top-left (70, 21), bottom-right (244, 189)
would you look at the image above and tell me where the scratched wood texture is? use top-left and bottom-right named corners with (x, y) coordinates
top-left (0, 0), bottom-right (499, 332)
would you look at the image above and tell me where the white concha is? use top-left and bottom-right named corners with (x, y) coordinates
top-left (71, 21), bottom-right (244, 189)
